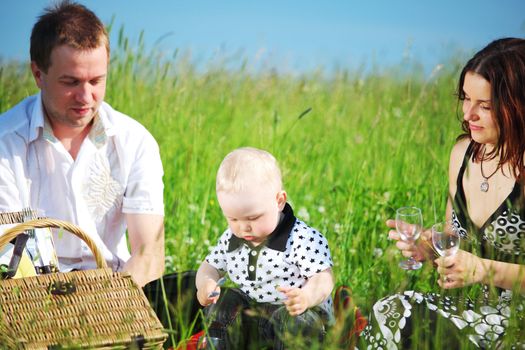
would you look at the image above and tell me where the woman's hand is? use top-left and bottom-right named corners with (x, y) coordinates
top-left (434, 249), bottom-right (486, 289)
top-left (387, 219), bottom-right (432, 261)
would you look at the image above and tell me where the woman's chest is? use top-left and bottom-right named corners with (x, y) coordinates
top-left (462, 165), bottom-right (516, 228)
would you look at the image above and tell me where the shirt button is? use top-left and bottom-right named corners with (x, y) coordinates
top-left (249, 265), bottom-right (255, 271)
top-left (251, 250), bottom-right (257, 256)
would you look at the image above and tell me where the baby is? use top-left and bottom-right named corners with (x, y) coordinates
top-left (196, 147), bottom-right (334, 349)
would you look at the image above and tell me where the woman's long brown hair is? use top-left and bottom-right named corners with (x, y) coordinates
top-left (457, 38), bottom-right (525, 179)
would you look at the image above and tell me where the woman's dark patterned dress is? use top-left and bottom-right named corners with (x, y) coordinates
top-left (362, 142), bottom-right (525, 349)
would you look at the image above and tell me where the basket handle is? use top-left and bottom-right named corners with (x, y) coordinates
top-left (0, 218), bottom-right (107, 269)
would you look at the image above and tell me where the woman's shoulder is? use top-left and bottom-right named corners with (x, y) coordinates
top-left (449, 137), bottom-right (472, 167)
top-left (448, 137), bottom-right (472, 187)
top-left (450, 137), bottom-right (471, 160)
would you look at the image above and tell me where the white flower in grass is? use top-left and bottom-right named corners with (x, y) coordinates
top-left (334, 223), bottom-right (342, 233)
top-left (188, 203), bottom-right (199, 212)
top-left (185, 237), bottom-right (195, 245)
top-left (165, 255), bottom-right (175, 270)
top-left (373, 248), bottom-right (383, 257)
top-left (297, 207), bottom-right (310, 221)
top-left (317, 206), bottom-right (326, 214)
top-left (393, 107), bottom-right (402, 118)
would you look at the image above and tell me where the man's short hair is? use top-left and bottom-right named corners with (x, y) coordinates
top-left (30, 0), bottom-right (109, 72)
top-left (216, 147), bottom-right (283, 194)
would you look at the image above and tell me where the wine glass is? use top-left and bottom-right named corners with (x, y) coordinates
top-left (431, 220), bottom-right (460, 257)
top-left (198, 335), bottom-right (224, 350)
top-left (396, 206), bottom-right (423, 270)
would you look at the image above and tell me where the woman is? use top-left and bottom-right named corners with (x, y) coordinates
top-left (362, 38), bottom-right (525, 349)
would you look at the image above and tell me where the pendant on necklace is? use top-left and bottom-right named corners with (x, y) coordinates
top-left (480, 180), bottom-right (489, 192)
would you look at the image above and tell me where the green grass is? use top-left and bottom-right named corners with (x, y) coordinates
top-left (2, 34), bottom-right (522, 349)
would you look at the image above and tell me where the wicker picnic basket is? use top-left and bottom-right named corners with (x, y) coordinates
top-left (0, 218), bottom-right (167, 349)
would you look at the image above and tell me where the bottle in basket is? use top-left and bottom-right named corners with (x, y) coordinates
top-left (32, 227), bottom-right (59, 274)
top-left (23, 208), bottom-right (59, 274)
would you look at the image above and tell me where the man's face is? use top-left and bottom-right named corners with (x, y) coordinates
top-left (31, 44), bottom-right (108, 131)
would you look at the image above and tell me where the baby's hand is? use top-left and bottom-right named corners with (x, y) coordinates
top-left (277, 286), bottom-right (309, 316)
top-left (197, 278), bottom-right (221, 306)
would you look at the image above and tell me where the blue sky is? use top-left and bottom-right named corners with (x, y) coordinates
top-left (1, 1), bottom-right (524, 74)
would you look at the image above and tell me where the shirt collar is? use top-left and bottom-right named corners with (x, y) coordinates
top-left (87, 104), bottom-right (116, 147)
top-left (87, 112), bottom-right (109, 148)
top-left (27, 92), bottom-right (45, 143)
top-left (31, 93), bottom-right (114, 149)
top-left (226, 203), bottom-right (296, 252)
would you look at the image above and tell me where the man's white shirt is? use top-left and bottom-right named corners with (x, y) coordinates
top-left (0, 93), bottom-right (164, 271)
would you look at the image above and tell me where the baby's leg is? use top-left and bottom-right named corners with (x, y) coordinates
top-left (267, 306), bottom-right (326, 350)
top-left (203, 288), bottom-right (250, 349)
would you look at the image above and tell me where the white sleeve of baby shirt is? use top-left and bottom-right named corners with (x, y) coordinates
top-left (292, 226), bottom-right (333, 278)
top-left (204, 230), bottom-right (231, 272)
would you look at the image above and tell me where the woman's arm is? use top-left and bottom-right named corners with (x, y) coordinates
top-left (483, 259), bottom-right (525, 292)
top-left (436, 250), bottom-right (525, 292)
top-left (437, 137), bottom-right (525, 291)
top-left (386, 139), bottom-right (471, 262)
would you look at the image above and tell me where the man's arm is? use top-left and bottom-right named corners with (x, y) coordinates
top-left (0, 139), bottom-right (27, 211)
top-left (123, 213), bottom-right (165, 287)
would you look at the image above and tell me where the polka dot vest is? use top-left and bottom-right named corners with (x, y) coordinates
top-left (205, 203), bottom-right (333, 314)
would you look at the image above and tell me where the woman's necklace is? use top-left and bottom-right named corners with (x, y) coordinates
top-left (480, 150), bottom-right (499, 192)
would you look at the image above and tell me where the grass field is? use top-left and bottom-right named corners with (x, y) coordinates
top-left (2, 34), bottom-right (521, 348)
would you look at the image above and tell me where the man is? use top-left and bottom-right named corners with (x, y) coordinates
top-left (0, 3), bottom-right (202, 345)
top-left (0, 2), bottom-right (164, 288)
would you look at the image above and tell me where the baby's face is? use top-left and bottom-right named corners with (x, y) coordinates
top-left (217, 186), bottom-right (286, 246)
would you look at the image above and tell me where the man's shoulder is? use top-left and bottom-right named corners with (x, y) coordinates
top-left (99, 102), bottom-right (161, 155)
top-left (100, 102), bottom-right (152, 137)
top-left (0, 95), bottom-right (38, 139)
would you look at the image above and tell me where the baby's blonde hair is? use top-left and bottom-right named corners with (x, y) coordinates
top-left (216, 147), bottom-right (283, 194)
